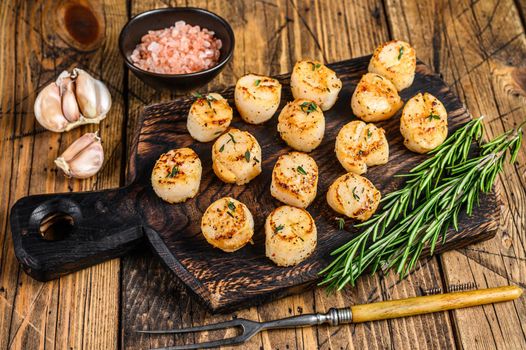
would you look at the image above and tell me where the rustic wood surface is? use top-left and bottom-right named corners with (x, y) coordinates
top-left (9, 56), bottom-right (502, 313)
top-left (0, 0), bottom-right (524, 349)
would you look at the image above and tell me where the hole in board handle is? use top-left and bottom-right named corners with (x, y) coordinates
top-left (28, 198), bottom-right (82, 240)
top-left (39, 212), bottom-right (75, 241)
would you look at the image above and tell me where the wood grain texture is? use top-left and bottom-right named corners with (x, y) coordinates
top-left (1, 0), bottom-right (525, 349)
top-left (0, 0), bottom-right (125, 349)
top-left (9, 55), bottom-right (500, 310)
top-left (384, 0), bottom-right (526, 348)
top-left (121, 1), bottom-right (493, 350)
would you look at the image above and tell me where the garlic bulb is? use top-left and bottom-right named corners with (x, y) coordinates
top-left (55, 132), bottom-right (104, 179)
top-left (34, 69), bottom-right (111, 132)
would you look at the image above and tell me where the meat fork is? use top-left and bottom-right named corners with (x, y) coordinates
top-left (137, 285), bottom-right (522, 350)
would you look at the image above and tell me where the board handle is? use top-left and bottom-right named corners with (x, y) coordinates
top-left (9, 187), bottom-right (144, 281)
top-left (351, 285), bottom-right (523, 323)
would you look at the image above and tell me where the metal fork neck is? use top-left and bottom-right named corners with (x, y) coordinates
top-left (260, 307), bottom-right (353, 331)
top-left (323, 307), bottom-right (353, 326)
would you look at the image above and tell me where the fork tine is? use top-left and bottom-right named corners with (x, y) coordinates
top-left (136, 319), bottom-right (242, 334)
top-left (149, 336), bottom-right (246, 350)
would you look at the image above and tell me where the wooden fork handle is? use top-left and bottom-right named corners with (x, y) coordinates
top-left (351, 285), bottom-right (523, 323)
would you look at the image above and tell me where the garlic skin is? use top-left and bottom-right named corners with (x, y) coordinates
top-left (59, 75), bottom-right (81, 123)
top-left (74, 69), bottom-right (112, 119)
top-left (34, 69), bottom-right (112, 132)
top-left (55, 132), bottom-right (104, 179)
top-left (34, 83), bottom-right (70, 132)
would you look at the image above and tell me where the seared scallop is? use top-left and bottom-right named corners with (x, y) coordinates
top-left (271, 152), bottom-right (318, 208)
top-left (212, 128), bottom-right (262, 185)
top-left (151, 148), bottom-right (202, 203)
top-left (368, 40), bottom-right (416, 91)
top-left (201, 197), bottom-right (254, 252)
top-left (277, 99), bottom-right (325, 152)
top-left (290, 59), bottom-right (342, 111)
top-left (351, 73), bottom-right (403, 122)
top-left (187, 93), bottom-right (233, 142)
top-left (265, 205), bottom-right (317, 266)
top-left (234, 74), bottom-right (282, 124)
top-left (335, 121), bottom-right (389, 175)
top-left (327, 173), bottom-right (381, 221)
top-left (400, 93), bottom-right (448, 154)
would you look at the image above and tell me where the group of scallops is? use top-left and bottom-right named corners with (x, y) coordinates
top-left (151, 40), bottom-right (449, 268)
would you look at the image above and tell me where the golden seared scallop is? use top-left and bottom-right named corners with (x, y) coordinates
top-left (368, 40), bottom-right (416, 91)
top-left (265, 205), bottom-right (317, 266)
top-left (290, 59), bottom-right (342, 111)
top-left (234, 74), bottom-right (282, 124)
top-left (326, 173), bottom-right (381, 221)
top-left (201, 197), bottom-right (254, 252)
top-left (400, 93), bottom-right (448, 154)
top-left (151, 148), bottom-right (202, 203)
top-left (351, 73), bottom-right (403, 122)
top-left (335, 121), bottom-right (389, 175)
top-left (187, 93), bottom-right (233, 142)
top-left (212, 128), bottom-right (262, 185)
top-left (271, 152), bottom-right (318, 208)
top-left (277, 99), bottom-right (325, 152)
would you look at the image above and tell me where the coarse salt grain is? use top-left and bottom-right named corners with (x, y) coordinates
top-left (130, 20), bottom-right (222, 75)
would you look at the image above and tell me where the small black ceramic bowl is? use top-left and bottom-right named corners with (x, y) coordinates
top-left (119, 7), bottom-right (235, 91)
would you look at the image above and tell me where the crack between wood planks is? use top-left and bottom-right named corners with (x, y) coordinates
top-left (437, 255), bottom-right (463, 350)
top-left (287, 0), bottom-right (328, 62)
top-left (379, 0), bottom-right (393, 40)
top-left (483, 273), bottom-right (521, 346)
top-left (513, 0), bottom-right (526, 33)
top-left (5, 1), bottom-right (23, 346)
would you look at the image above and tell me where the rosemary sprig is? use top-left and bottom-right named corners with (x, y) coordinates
top-left (320, 118), bottom-right (522, 291)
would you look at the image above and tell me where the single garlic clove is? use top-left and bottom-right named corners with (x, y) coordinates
top-left (55, 132), bottom-right (104, 179)
top-left (59, 77), bottom-right (80, 123)
top-left (34, 83), bottom-right (70, 132)
top-left (74, 68), bottom-right (112, 119)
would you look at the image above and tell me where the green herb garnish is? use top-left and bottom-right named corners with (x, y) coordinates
top-left (244, 150), bottom-right (251, 162)
top-left (367, 129), bottom-right (372, 139)
top-left (274, 224), bottom-right (284, 233)
top-left (299, 101), bottom-right (318, 114)
top-left (352, 187), bottom-right (360, 200)
top-left (297, 166), bottom-right (307, 175)
top-left (227, 201), bottom-right (236, 211)
top-left (255, 79), bottom-right (261, 86)
top-left (398, 46), bottom-right (404, 60)
top-left (428, 113), bottom-right (441, 121)
top-left (166, 166), bottom-right (179, 178)
top-left (194, 92), bottom-right (216, 107)
top-left (320, 118), bottom-right (524, 291)
top-left (335, 217), bottom-right (345, 230)
top-left (219, 144), bottom-right (225, 152)
top-left (228, 133), bottom-right (237, 144)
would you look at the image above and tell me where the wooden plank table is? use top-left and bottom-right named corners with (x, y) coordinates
top-left (0, 0), bottom-right (524, 349)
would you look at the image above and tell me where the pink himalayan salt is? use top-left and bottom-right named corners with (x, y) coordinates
top-left (130, 21), bottom-right (222, 75)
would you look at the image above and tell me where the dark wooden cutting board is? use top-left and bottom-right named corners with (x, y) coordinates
top-left (10, 55), bottom-right (500, 313)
